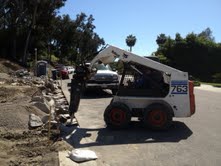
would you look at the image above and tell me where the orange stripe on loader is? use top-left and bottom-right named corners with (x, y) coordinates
top-left (189, 81), bottom-right (196, 115)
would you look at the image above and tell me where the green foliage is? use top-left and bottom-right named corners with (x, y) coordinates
top-left (109, 61), bottom-right (124, 74)
top-left (156, 34), bottom-right (167, 45)
top-left (126, 34), bottom-right (137, 52)
top-left (49, 13), bottom-right (105, 65)
top-left (0, 0), bottom-right (66, 65)
top-left (0, 1), bottom-right (104, 66)
top-left (198, 28), bottom-right (215, 42)
top-left (155, 28), bottom-right (221, 83)
top-left (212, 73), bottom-right (221, 83)
top-left (157, 54), bottom-right (171, 65)
top-left (193, 81), bottom-right (201, 87)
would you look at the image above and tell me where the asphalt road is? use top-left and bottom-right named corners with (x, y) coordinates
top-left (61, 79), bottom-right (221, 166)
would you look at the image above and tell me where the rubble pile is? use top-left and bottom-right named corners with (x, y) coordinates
top-left (0, 62), bottom-right (75, 165)
top-left (0, 70), bottom-right (75, 133)
top-left (27, 78), bottom-right (75, 134)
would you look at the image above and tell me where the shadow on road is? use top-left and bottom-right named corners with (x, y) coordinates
top-left (62, 121), bottom-right (193, 149)
top-left (68, 88), bottom-right (113, 99)
top-left (82, 89), bottom-right (113, 99)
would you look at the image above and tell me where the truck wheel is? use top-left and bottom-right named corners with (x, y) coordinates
top-left (104, 102), bottom-right (131, 129)
top-left (143, 103), bottom-right (173, 130)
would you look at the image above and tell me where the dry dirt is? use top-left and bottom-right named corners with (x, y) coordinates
top-left (0, 60), bottom-right (72, 165)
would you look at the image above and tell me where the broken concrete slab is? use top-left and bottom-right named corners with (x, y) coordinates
top-left (29, 113), bottom-right (43, 128)
top-left (53, 95), bottom-right (65, 100)
top-left (32, 102), bottom-right (50, 114)
top-left (55, 99), bottom-right (68, 106)
top-left (45, 81), bottom-right (56, 92)
top-left (41, 114), bottom-right (55, 124)
top-left (31, 96), bottom-right (44, 103)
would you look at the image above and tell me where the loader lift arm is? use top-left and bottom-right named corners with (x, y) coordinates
top-left (89, 45), bottom-right (188, 78)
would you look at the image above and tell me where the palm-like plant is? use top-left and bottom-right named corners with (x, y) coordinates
top-left (126, 34), bottom-right (137, 52)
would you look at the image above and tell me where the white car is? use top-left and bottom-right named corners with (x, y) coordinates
top-left (65, 66), bottom-right (75, 74)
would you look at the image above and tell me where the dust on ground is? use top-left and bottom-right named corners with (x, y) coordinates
top-left (0, 129), bottom-right (72, 166)
top-left (0, 59), bottom-right (23, 74)
top-left (0, 59), bottom-right (72, 166)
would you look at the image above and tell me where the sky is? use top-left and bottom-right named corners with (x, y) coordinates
top-left (59, 0), bottom-right (221, 56)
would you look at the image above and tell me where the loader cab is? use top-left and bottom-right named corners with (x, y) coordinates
top-left (117, 62), bottom-right (170, 97)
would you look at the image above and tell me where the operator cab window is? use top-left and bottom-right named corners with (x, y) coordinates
top-left (118, 62), bottom-right (169, 97)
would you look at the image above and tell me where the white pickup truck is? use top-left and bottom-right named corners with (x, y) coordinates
top-left (85, 63), bottom-right (119, 95)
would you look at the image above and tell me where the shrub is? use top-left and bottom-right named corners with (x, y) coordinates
top-left (212, 73), bottom-right (221, 83)
top-left (193, 81), bottom-right (201, 86)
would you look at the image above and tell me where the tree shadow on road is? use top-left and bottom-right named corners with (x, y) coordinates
top-left (61, 121), bottom-right (193, 149)
top-left (68, 88), bottom-right (113, 99)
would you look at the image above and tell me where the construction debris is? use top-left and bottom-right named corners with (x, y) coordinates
top-left (29, 113), bottom-right (43, 128)
top-left (0, 70), bottom-right (72, 131)
top-left (69, 149), bottom-right (98, 162)
top-left (0, 60), bottom-right (73, 166)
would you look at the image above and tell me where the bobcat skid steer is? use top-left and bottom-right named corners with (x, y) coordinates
top-left (69, 45), bottom-right (195, 130)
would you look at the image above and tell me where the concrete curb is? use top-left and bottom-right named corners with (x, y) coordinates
top-left (58, 79), bottom-right (99, 166)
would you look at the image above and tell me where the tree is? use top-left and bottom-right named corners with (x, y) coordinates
top-left (75, 13), bottom-right (105, 63)
top-left (198, 27), bottom-right (214, 42)
top-left (0, 0), bottom-right (66, 65)
top-left (0, 1), bottom-right (105, 67)
top-left (156, 33), bottom-right (167, 45)
top-left (51, 13), bottom-right (105, 64)
top-left (175, 33), bottom-right (183, 43)
top-left (155, 28), bottom-right (221, 82)
top-left (126, 34), bottom-right (136, 52)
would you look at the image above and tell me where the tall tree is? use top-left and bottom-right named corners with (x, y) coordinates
top-left (75, 13), bottom-right (105, 63)
top-left (198, 27), bottom-right (214, 42)
top-left (0, 0), bottom-right (66, 65)
top-left (52, 13), bottom-right (105, 64)
top-left (155, 28), bottom-right (221, 82)
top-left (126, 34), bottom-right (136, 52)
top-left (156, 33), bottom-right (167, 45)
top-left (175, 33), bottom-right (183, 43)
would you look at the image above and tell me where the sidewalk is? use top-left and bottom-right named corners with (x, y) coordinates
top-left (59, 78), bottom-right (100, 166)
top-left (194, 84), bottom-right (221, 93)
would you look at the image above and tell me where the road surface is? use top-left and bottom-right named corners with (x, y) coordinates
top-left (61, 79), bottom-right (221, 166)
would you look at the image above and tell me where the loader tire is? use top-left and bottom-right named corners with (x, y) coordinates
top-left (104, 102), bottom-right (131, 129)
top-left (143, 103), bottom-right (173, 130)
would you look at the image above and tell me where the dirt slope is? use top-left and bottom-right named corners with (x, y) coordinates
top-left (0, 59), bottom-right (72, 166)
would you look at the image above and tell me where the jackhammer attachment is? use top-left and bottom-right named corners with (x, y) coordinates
top-left (69, 65), bottom-right (90, 116)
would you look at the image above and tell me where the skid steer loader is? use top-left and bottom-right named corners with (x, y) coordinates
top-left (69, 45), bottom-right (195, 130)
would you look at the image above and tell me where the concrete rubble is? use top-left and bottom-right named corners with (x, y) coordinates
top-left (28, 78), bottom-right (73, 130)
top-left (1, 71), bottom-right (98, 165)
top-left (29, 113), bottom-right (44, 128)
top-left (2, 70), bottom-right (74, 131)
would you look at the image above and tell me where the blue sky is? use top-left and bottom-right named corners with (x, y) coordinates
top-left (59, 0), bottom-right (221, 56)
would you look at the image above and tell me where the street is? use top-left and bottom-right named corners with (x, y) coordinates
top-left (62, 79), bottom-right (221, 166)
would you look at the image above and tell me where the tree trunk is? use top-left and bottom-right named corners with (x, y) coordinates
top-left (22, 5), bottom-right (38, 66)
top-left (12, 37), bottom-right (16, 60)
top-left (22, 29), bottom-right (32, 65)
top-left (10, 24), bottom-right (17, 60)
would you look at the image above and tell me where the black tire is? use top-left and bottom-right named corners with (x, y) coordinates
top-left (104, 102), bottom-right (131, 129)
top-left (111, 89), bottom-right (118, 95)
top-left (143, 103), bottom-right (173, 130)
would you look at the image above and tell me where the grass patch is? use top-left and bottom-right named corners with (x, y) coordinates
top-left (201, 82), bottom-right (221, 88)
top-left (193, 81), bottom-right (201, 87)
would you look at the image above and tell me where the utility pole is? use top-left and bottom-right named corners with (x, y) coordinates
top-left (34, 48), bottom-right (37, 76)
